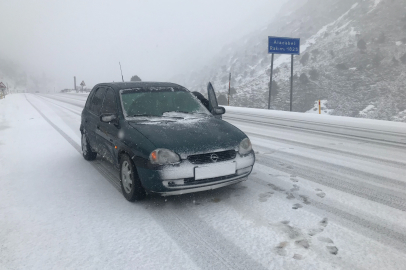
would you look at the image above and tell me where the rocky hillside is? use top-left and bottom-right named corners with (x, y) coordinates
top-left (173, 0), bottom-right (406, 122)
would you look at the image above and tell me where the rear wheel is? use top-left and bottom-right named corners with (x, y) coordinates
top-left (120, 154), bottom-right (146, 201)
top-left (81, 133), bottom-right (97, 160)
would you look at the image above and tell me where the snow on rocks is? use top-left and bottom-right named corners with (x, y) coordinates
top-left (359, 104), bottom-right (375, 116)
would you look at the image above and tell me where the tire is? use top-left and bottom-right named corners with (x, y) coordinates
top-left (120, 154), bottom-right (146, 201)
top-left (81, 132), bottom-right (97, 161)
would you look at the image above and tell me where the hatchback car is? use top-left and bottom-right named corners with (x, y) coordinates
top-left (80, 81), bottom-right (255, 201)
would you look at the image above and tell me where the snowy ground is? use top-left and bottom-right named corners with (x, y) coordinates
top-left (1, 93), bottom-right (406, 270)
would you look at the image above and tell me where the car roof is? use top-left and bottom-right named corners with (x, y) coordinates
top-left (94, 81), bottom-right (187, 91)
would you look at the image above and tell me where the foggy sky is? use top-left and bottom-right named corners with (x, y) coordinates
top-left (0, 0), bottom-right (286, 90)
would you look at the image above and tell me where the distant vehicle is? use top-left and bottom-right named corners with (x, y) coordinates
top-left (80, 82), bottom-right (255, 201)
top-left (35, 91), bottom-right (39, 93)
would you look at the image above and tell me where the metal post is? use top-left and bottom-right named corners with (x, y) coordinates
top-left (319, 100), bottom-right (321, 114)
top-left (228, 72), bottom-right (231, 106)
top-left (74, 76), bottom-right (76, 91)
top-left (290, 54), bottom-right (293, 112)
top-left (268, 53), bottom-right (274, 109)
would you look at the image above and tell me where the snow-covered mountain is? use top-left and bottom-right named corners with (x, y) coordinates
top-left (174, 0), bottom-right (406, 122)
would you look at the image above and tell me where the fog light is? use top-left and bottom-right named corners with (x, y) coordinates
top-left (166, 179), bottom-right (185, 187)
top-left (237, 166), bottom-right (252, 175)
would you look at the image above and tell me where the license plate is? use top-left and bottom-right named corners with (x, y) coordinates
top-left (194, 162), bottom-right (236, 180)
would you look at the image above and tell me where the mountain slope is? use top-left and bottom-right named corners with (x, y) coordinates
top-left (174, 0), bottom-right (406, 122)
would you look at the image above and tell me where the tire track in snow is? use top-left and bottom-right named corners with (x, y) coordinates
top-left (26, 94), bottom-right (266, 270)
top-left (34, 95), bottom-right (82, 116)
top-left (224, 115), bottom-right (406, 147)
top-left (254, 146), bottom-right (406, 192)
top-left (36, 94), bottom-right (85, 108)
top-left (244, 130), bottom-right (406, 168)
top-left (249, 175), bottom-right (406, 252)
top-left (255, 155), bottom-right (406, 211)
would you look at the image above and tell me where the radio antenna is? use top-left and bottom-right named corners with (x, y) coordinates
top-left (119, 62), bottom-right (124, 82)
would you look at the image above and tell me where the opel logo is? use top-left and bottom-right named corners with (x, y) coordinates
top-left (210, 153), bottom-right (219, 162)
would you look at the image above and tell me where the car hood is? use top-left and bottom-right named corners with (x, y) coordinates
top-left (127, 117), bottom-right (246, 155)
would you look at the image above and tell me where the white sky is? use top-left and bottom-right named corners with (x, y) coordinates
top-left (0, 0), bottom-right (286, 90)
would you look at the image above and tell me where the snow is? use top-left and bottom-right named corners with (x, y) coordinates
top-left (0, 94), bottom-right (198, 269)
top-left (224, 105), bottom-right (406, 138)
top-left (395, 41), bottom-right (402, 46)
top-left (2, 93), bottom-right (406, 269)
top-left (349, 67), bottom-right (357, 71)
top-left (368, 0), bottom-right (382, 13)
top-left (335, 21), bottom-right (352, 32)
top-left (359, 105), bottom-right (375, 116)
top-left (269, 3), bottom-right (359, 71)
top-left (349, 27), bottom-right (358, 36)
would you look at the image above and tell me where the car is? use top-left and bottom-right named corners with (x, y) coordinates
top-left (80, 81), bottom-right (255, 201)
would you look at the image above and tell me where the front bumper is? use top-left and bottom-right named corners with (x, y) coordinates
top-left (158, 175), bottom-right (248, 196)
top-left (137, 151), bottom-right (255, 195)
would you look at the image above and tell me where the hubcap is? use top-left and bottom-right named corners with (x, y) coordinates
top-left (121, 161), bottom-right (133, 193)
top-left (82, 133), bottom-right (88, 155)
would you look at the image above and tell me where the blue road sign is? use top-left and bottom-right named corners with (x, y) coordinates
top-left (268, 36), bottom-right (300, 55)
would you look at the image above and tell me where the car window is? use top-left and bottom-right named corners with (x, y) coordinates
top-left (85, 88), bottom-right (97, 109)
top-left (100, 89), bottom-right (117, 114)
top-left (120, 87), bottom-right (210, 117)
top-left (89, 87), bottom-right (106, 115)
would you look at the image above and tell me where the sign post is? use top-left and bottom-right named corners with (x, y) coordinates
top-left (268, 36), bottom-right (300, 111)
top-left (80, 81), bottom-right (86, 92)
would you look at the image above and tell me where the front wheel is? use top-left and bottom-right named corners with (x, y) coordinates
top-left (81, 133), bottom-right (97, 160)
top-left (120, 154), bottom-right (146, 201)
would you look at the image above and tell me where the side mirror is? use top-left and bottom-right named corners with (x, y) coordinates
top-left (212, 107), bottom-right (226, 115)
top-left (100, 114), bottom-right (118, 124)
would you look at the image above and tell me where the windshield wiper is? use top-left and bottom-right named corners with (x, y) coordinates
top-left (130, 114), bottom-right (154, 117)
top-left (162, 110), bottom-right (191, 114)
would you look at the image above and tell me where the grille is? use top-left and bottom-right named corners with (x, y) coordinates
top-left (187, 150), bottom-right (236, 164)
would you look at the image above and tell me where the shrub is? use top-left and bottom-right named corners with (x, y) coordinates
top-left (357, 39), bottom-right (367, 50)
top-left (299, 73), bottom-right (309, 84)
top-left (400, 53), bottom-right (406, 64)
top-left (130, 75), bottom-right (141, 81)
top-left (309, 68), bottom-right (319, 80)
top-left (336, 63), bottom-right (347, 70)
top-left (300, 52), bottom-right (310, 66)
top-left (217, 94), bottom-right (228, 105)
top-left (377, 32), bottom-right (386, 44)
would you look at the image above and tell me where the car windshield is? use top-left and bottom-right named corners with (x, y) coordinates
top-left (120, 87), bottom-right (210, 118)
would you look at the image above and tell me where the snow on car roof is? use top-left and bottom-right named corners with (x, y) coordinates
top-left (95, 81), bottom-right (185, 91)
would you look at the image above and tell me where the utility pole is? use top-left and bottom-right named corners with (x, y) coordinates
top-left (74, 76), bottom-right (76, 91)
top-left (228, 72), bottom-right (231, 106)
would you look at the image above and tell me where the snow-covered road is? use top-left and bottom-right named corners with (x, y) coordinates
top-left (1, 93), bottom-right (406, 270)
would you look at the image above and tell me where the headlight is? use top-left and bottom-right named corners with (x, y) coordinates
top-left (149, 148), bottom-right (180, 165)
top-left (238, 138), bottom-right (252, 155)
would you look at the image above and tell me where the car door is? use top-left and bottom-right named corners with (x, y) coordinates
top-left (87, 86), bottom-right (106, 152)
top-left (207, 82), bottom-right (222, 119)
top-left (97, 88), bottom-right (119, 164)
